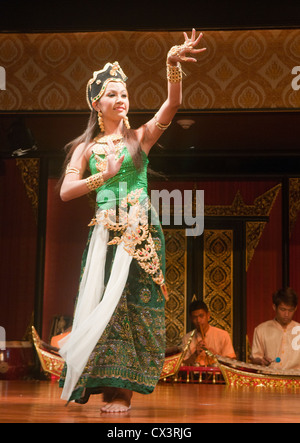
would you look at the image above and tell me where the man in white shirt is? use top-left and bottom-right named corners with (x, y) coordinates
top-left (251, 287), bottom-right (300, 370)
top-left (182, 300), bottom-right (236, 366)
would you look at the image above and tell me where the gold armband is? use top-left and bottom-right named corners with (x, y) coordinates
top-left (154, 113), bottom-right (172, 131)
top-left (166, 63), bottom-right (183, 83)
top-left (167, 42), bottom-right (192, 82)
top-left (85, 172), bottom-right (104, 191)
top-left (65, 163), bottom-right (81, 175)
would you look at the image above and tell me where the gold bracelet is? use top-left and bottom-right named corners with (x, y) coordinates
top-left (166, 62), bottom-right (183, 83)
top-left (65, 163), bottom-right (81, 175)
top-left (85, 172), bottom-right (104, 191)
top-left (154, 113), bottom-right (172, 131)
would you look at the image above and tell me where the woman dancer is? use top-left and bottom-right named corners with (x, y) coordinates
top-left (59, 29), bottom-right (206, 412)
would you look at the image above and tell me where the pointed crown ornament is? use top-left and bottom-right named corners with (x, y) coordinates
top-left (86, 61), bottom-right (128, 110)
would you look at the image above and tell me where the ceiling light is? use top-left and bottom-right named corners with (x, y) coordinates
top-left (177, 119), bottom-right (195, 129)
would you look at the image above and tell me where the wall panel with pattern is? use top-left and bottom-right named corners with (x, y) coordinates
top-left (1, 29), bottom-right (300, 111)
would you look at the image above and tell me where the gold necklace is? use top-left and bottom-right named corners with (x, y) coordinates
top-left (94, 134), bottom-right (123, 144)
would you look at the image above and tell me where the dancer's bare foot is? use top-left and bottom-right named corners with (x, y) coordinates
top-left (101, 388), bottom-right (132, 413)
top-left (101, 401), bottom-right (131, 413)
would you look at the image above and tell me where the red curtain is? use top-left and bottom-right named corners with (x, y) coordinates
top-left (0, 160), bottom-right (36, 340)
top-left (42, 179), bottom-right (94, 341)
top-left (290, 215), bottom-right (300, 310)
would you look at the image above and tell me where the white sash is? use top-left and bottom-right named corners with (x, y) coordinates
top-left (59, 208), bottom-right (136, 401)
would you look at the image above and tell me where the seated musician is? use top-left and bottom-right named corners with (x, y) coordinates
top-left (250, 287), bottom-right (300, 370)
top-left (182, 300), bottom-right (236, 366)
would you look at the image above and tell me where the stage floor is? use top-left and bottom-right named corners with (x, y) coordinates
top-left (1, 379), bottom-right (300, 423)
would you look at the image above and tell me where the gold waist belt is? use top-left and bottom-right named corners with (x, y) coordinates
top-left (89, 188), bottom-right (168, 300)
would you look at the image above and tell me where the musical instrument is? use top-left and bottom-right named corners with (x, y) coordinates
top-left (193, 324), bottom-right (216, 366)
top-left (32, 326), bottom-right (197, 381)
top-left (160, 329), bottom-right (196, 380)
top-left (32, 326), bottom-right (64, 378)
top-left (32, 325), bottom-right (196, 382)
top-left (209, 352), bottom-right (300, 388)
top-left (32, 324), bottom-right (300, 389)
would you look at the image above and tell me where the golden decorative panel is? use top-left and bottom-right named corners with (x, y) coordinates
top-left (246, 221), bottom-right (267, 270)
top-left (164, 229), bottom-right (186, 347)
top-left (0, 29), bottom-right (300, 111)
top-left (203, 230), bottom-right (233, 336)
top-left (204, 184), bottom-right (281, 217)
top-left (289, 178), bottom-right (300, 237)
top-left (15, 158), bottom-right (39, 221)
top-left (204, 184), bottom-right (281, 272)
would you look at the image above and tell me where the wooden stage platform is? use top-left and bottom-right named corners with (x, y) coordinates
top-left (1, 379), bottom-right (300, 423)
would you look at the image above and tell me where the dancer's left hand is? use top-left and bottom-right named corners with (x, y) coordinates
top-left (167, 28), bottom-right (206, 64)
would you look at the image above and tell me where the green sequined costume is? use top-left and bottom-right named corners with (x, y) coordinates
top-left (59, 146), bottom-right (166, 402)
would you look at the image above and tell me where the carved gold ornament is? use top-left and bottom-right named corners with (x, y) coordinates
top-left (89, 188), bottom-right (167, 298)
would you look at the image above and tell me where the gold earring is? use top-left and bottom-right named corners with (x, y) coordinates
top-left (98, 111), bottom-right (105, 132)
top-left (123, 116), bottom-right (130, 130)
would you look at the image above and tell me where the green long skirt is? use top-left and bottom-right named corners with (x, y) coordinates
top-left (59, 221), bottom-right (166, 402)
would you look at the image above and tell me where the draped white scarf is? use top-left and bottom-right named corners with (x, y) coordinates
top-left (59, 207), bottom-right (137, 401)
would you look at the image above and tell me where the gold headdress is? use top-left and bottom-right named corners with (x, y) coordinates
top-left (86, 61), bottom-right (128, 110)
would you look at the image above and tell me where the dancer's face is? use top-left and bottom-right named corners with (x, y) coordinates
top-left (96, 81), bottom-right (129, 121)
